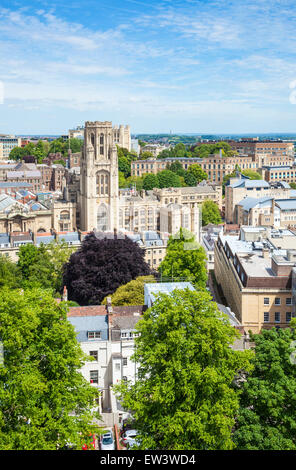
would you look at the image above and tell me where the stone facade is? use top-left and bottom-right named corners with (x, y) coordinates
top-left (113, 124), bottom-right (131, 151)
top-left (79, 121), bottom-right (119, 233)
top-left (78, 121), bottom-right (206, 240)
top-left (225, 175), bottom-right (295, 224)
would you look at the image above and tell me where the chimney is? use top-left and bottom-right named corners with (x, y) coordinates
top-left (262, 248), bottom-right (269, 260)
top-left (106, 297), bottom-right (113, 341)
top-left (271, 198), bottom-right (275, 215)
top-left (106, 296), bottom-right (113, 315)
top-left (62, 285), bottom-right (68, 301)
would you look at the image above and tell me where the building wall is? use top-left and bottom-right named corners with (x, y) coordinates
top-left (52, 201), bottom-right (77, 232)
top-left (0, 211), bottom-right (52, 234)
top-left (225, 183), bottom-right (292, 224)
top-left (79, 121), bottom-right (119, 232)
top-left (0, 136), bottom-right (22, 159)
top-left (214, 237), bottom-right (294, 333)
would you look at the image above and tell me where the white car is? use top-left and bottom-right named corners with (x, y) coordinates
top-left (121, 430), bottom-right (139, 448)
top-left (100, 431), bottom-right (115, 450)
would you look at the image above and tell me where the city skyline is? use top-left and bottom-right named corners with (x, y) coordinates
top-left (1, 0), bottom-right (296, 134)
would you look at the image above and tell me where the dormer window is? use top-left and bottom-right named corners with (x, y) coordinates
top-left (88, 331), bottom-right (101, 340)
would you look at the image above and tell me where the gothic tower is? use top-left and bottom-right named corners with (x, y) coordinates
top-left (79, 121), bottom-right (119, 233)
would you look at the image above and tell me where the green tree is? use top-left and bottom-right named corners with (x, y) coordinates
top-left (192, 142), bottom-right (235, 159)
top-left (17, 242), bottom-right (74, 293)
top-left (69, 138), bottom-right (83, 153)
top-left (289, 182), bottom-right (296, 190)
top-left (188, 164), bottom-right (208, 183)
top-left (9, 147), bottom-right (26, 161)
top-left (118, 171), bottom-right (127, 188)
top-left (167, 161), bottom-right (186, 177)
top-left (157, 170), bottom-right (182, 188)
top-left (125, 176), bottom-right (144, 191)
top-left (0, 288), bottom-right (100, 450)
top-left (53, 159), bottom-right (66, 167)
top-left (102, 275), bottom-right (155, 306)
top-left (49, 139), bottom-right (64, 155)
top-left (143, 173), bottom-right (159, 190)
top-left (0, 256), bottom-right (21, 290)
top-left (184, 171), bottom-right (198, 187)
top-left (115, 288), bottom-right (253, 450)
top-left (233, 327), bottom-right (296, 450)
top-left (201, 200), bottom-right (222, 226)
top-left (17, 244), bottom-right (41, 280)
top-left (46, 241), bottom-right (76, 292)
top-left (118, 155), bottom-right (130, 178)
top-left (159, 228), bottom-right (207, 288)
top-left (140, 151), bottom-right (154, 160)
top-left (33, 140), bottom-right (48, 163)
top-left (241, 169), bottom-right (262, 180)
top-left (174, 142), bottom-right (186, 158)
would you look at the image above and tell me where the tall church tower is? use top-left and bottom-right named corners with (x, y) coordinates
top-left (79, 121), bottom-right (119, 232)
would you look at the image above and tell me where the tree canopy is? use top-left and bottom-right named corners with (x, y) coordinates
top-left (187, 164), bottom-right (208, 183)
top-left (158, 228), bottom-right (207, 288)
top-left (63, 232), bottom-right (152, 305)
top-left (143, 173), bottom-right (159, 191)
top-left (102, 275), bottom-right (155, 306)
top-left (114, 288), bottom-right (253, 450)
top-left (192, 142), bottom-right (237, 158)
top-left (233, 327), bottom-right (296, 450)
top-left (0, 256), bottom-right (21, 290)
top-left (9, 138), bottom-right (83, 163)
top-left (17, 241), bottom-right (75, 294)
top-left (201, 200), bottom-right (222, 226)
top-left (0, 288), bottom-right (100, 450)
top-left (157, 169), bottom-right (182, 188)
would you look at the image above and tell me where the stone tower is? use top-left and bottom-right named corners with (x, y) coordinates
top-left (79, 121), bottom-right (119, 233)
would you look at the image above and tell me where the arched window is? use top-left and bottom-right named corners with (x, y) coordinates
top-left (90, 132), bottom-right (95, 147)
top-left (96, 171), bottom-right (109, 196)
top-left (100, 133), bottom-right (104, 155)
top-left (60, 211), bottom-right (70, 220)
top-left (97, 204), bottom-right (109, 232)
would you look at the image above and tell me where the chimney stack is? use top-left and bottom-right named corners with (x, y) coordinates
top-left (106, 296), bottom-right (113, 315)
top-left (262, 248), bottom-right (269, 260)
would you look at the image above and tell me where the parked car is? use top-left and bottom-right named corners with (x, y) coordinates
top-left (121, 429), bottom-right (139, 448)
top-left (100, 431), bottom-right (115, 450)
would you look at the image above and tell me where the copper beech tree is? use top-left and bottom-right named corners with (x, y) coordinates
top-left (63, 232), bottom-right (152, 305)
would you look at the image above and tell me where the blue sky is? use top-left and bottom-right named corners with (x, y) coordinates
top-left (1, 0), bottom-right (296, 134)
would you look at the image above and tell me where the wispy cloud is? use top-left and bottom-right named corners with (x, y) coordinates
top-left (0, 1), bottom-right (296, 133)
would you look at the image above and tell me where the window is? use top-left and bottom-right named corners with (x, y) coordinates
top-left (286, 298), bottom-right (292, 305)
top-left (97, 204), bottom-right (109, 232)
top-left (90, 370), bottom-right (98, 384)
top-left (89, 350), bottom-right (98, 361)
top-left (88, 331), bottom-right (101, 340)
top-left (286, 312), bottom-right (292, 323)
top-left (60, 211), bottom-right (70, 220)
top-left (264, 298), bottom-right (269, 305)
top-left (275, 298), bottom-right (281, 305)
top-left (275, 312), bottom-right (281, 323)
top-left (123, 357), bottom-right (128, 366)
top-left (96, 171), bottom-right (109, 196)
top-left (264, 312), bottom-right (269, 323)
